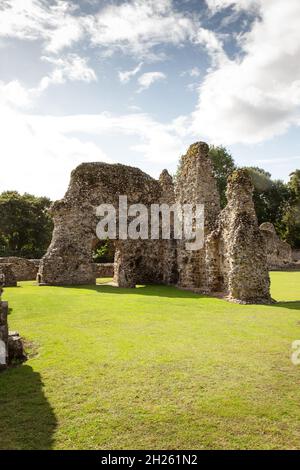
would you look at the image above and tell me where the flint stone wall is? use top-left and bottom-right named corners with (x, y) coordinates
top-left (0, 285), bottom-right (25, 369)
top-left (39, 142), bottom-right (271, 304)
top-left (206, 170), bottom-right (271, 303)
top-left (0, 257), bottom-right (38, 281)
top-left (0, 264), bottom-right (17, 287)
top-left (95, 263), bottom-right (114, 278)
top-left (259, 223), bottom-right (292, 268)
top-left (0, 288), bottom-right (8, 369)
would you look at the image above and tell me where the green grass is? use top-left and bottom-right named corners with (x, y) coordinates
top-left (0, 272), bottom-right (300, 450)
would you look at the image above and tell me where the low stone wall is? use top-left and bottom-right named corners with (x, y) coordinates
top-left (94, 263), bottom-right (114, 278)
top-left (259, 223), bottom-right (292, 269)
top-left (0, 285), bottom-right (25, 369)
top-left (0, 264), bottom-right (17, 287)
top-left (29, 259), bottom-right (41, 269)
top-left (292, 250), bottom-right (300, 262)
top-left (0, 288), bottom-right (8, 369)
top-left (0, 257), bottom-right (38, 281)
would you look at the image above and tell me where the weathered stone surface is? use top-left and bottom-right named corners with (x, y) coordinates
top-left (39, 143), bottom-right (271, 303)
top-left (7, 331), bottom-right (27, 363)
top-left (206, 169), bottom-right (271, 303)
top-left (0, 283), bottom-right (26, 369)
top-left (0, 289), bottom-right (8, 369)
top-left (94, 263), bottom-right (114, 278)
top-left (0, 263), bottom-right (17, 287)
top-left (259, 222), bottom-right (292, 268)
top-left (0, 257), bottom-right (38, 281)
top-left (39, 163), bottom-right (167, 286)
top-left (175, 142), bottom-right (220, 290)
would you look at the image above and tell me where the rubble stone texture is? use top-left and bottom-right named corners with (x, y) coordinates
top-left (259, 222), bottom-right (292, 268)
top-left (0, 257), bottom-right (38, 281)
top-left (39, 142), bottom-right (271, 303)
top-left (94, 263), bottom-right (114, 278)
top-left (206, 169), bottom-right (271, 303)
top-left (0, 287), bottom-right (8, 369)
top-left (0, 285), bottom-right (25, 369)
top-left (0, 263), bottom-right (17, 287)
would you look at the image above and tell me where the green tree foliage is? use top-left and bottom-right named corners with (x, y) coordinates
top-left (92, 239), bottom-right (115, 263)
top-left (208, 145), bottom-right (236, 208)
top-left (282, 170), bottom-right (300, 248)
top-left (245, 167), bottom-right (292, 232)
top-left (0, 191), bottom-right (53, 258)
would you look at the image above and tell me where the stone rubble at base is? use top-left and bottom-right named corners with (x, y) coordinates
top-left (0, 283), bottom-right (26, 370)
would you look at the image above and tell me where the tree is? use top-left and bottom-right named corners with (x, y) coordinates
top-left (0, 191), bottom-right (53, 258)
top-left (243, 167), bottom-right (292, 236)
top-left (92, 239), bottom-right (115, 263)
top-left (208, 145), bottom-right (236, 208)
top-left (281, 170), bottom-right (300, 248)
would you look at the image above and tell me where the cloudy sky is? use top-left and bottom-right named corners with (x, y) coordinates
top-left (0, 0), bottom-right (300, 199)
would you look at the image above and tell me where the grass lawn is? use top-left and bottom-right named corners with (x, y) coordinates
top-left (0, 271), bottom-right (300, 450)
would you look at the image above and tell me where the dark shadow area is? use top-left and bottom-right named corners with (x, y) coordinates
top-left (59, 283), bottom-right (213, 300)
top-left (0, 365), bottom-right (57, 450)
top-left (272, 301), bottom-right (300, 311)
top-left (58, 283), bottom-right (300, 306)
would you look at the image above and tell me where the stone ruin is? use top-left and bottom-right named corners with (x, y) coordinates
top-left (38, 142), bottom-right (271, 304)
top-left (259, 222), bottom-right (292, 269)
top-left (0, 257), bottom-right (39, 281)
top-left (0, 263), bottom-right (17, 287)
top-left (0, 283), bottom-right (26, 370)
top-left (95, 263), bottom-right (114, 278)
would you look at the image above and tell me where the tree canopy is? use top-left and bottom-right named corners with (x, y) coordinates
top-left (0, 191), bottom-right (53, 259)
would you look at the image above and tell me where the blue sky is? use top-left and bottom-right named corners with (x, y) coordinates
top-left (0, 0), bottom-right (299, 199)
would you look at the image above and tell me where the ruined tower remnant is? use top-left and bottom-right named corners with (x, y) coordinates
top-left (175, 142), bottom-right (220, 290)
top-left (38, 142), bottom-right (271, 304)
top-left (206, 169), bottom-right (271, 303)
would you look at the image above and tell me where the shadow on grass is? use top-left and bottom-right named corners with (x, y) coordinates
top-left (41, 280), bottom-right (300, 305)
top-left (60, 283), bottom-right (208, 299)
top-left (0, 365), bottom-right (57, 450)
top-left (272, 301), bottom-right (300, 311)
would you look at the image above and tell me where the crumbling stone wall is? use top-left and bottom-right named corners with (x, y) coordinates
top-left (0, 284), bottom-right (25, 369)
top-left (259, 222), bottom-right (292, 269)
top-left (39, 142), bottom-right (271, 303)
top-left (39, 163), bottom-right (171, 287)
top-left (94, 263), bottom-right (114, 278)
top-left (206, 170), bottom-right (271, 303)
top-left (0, 257), bottom-right (38, 281)
top-left (175, 142), bottom-right (220, 290)
top-left (0, 264), bottom-right (17, 287)
top-left (0, 287), bottom-right (8, 369)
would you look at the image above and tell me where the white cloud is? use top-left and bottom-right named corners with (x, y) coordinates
top-left (0, 54), bottom-right (97, 109)
top-left (0, 104), bottom-right (111, 199)
top-left (0, 80), bottom-right (31, 108)
top-left (0, 0), bottom-right (224, 63)
top-left (0, 0), bottom-right (84, 53)
top-left (205, 0), bottom-right (259, 13)
top-left (186, 67), bottom-right (201, 78)
top-left (119, 62), bottom-right (143, 83)
top-left (86, 0), bottom-right (195, 59)
top-left (137, 72), bottom-right (167, 92)
top-left (192, 0), bottom-right (300, 145)
top-left (194, 28), bottom-right (226, 65)
top-left (0, 105), bottom-right (188, 199)
top-left (39, 54), bottom-right (97, 91)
